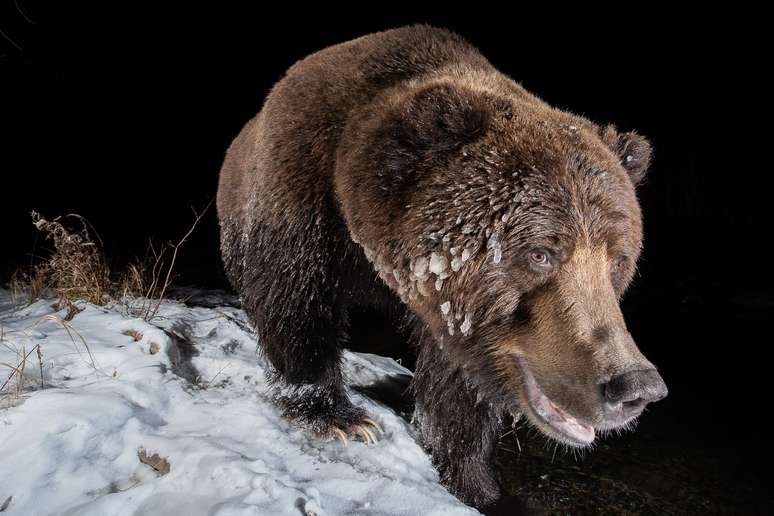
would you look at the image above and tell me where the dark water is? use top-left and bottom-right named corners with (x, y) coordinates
top-left (490, 415), bottom-right (771, 515)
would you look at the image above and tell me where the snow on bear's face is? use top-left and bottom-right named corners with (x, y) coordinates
top-left (338, 79), bottom-right (667, 447)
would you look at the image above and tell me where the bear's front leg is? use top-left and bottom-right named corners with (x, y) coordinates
top-left (230, 219), bottom-right (383, 446)
top-left (255, 293), bottom-right (383, 445)
top-left (412, 344), bottom-right (504, 508)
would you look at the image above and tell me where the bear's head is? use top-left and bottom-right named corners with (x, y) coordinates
top-left (336, 76), bottom-right (667, 447)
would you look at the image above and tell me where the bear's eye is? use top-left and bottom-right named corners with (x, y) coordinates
top-left (528, 249), bottom-right (552, 269)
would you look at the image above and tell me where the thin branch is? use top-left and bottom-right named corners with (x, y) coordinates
top-left (146, 201), bottom-right (212, 320)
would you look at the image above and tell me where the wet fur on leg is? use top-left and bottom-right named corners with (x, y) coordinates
top-left (220, 217), bottom-right (387, 445)
top-left (412, 327), bottom-right (504, 508)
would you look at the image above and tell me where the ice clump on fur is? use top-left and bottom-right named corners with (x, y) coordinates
top-left (487, 233), bottom-right (502, 264)
top-left (429, 252), bottom-right (448, 275)
top-left (460, 314), bottom-right (473, 336)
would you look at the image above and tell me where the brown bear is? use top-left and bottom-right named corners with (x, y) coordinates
top-left (216, 25), bottom-right (667, 509)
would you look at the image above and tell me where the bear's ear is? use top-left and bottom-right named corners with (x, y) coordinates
top-left (376, 83), bottom-right (490, 195)
top-left (400, 82), bottom-right (490, 152)
top-left (599, 125), bottom-right (653, 185)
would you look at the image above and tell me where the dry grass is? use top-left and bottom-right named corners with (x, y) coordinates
top-left (9, 267), bottom-right (48, 306)
top-left (10, 212), bottom-right (112, 306)
top-left (119, 204), bottom-right (209, 320)
top-left (3, 206), bottom-right (209, 404)
top-left (39, 314), bottom-right (100, 370)
top-left (0, 313), bottom-right (101, 406)
top-left (118, 262), bottom-right (148, 301)
top-left (0, 324), bottom-right (44, 404)
top-left (11, 205), bottom-right (209, 322)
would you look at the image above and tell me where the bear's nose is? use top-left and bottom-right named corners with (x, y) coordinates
top-left (602, 369), bottom-right (668, 412)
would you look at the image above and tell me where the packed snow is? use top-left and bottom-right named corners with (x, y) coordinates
top-left (0, 290), bottom-right (478, 516)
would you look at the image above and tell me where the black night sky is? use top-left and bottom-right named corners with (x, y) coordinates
top-left (1, 5), bottom-right (771, 513)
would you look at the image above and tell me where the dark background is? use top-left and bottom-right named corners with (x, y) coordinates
top-left (2, 4), bottom-right (771, 512)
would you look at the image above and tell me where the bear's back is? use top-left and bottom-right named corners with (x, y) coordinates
top-left (217, 26), bottom-right (493, 227)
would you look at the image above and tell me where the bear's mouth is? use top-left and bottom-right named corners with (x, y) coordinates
top-left (515, 357), bottom-right (595, 447)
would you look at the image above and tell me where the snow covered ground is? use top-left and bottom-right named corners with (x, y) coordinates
top-left (0, 290), bottom-right (478, 516)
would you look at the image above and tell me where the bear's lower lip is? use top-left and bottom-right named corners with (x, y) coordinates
top-left (515, 357), bottom-right (595, 446)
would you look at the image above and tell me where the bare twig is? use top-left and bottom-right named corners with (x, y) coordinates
top-left (144, 202), bottom-right (211, 321)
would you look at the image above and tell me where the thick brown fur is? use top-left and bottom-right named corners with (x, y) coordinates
top-left (217, 25), bottom-right (665, 509)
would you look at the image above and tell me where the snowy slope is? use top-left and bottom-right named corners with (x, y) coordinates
top-left (0, 291), bottom-right (478, 516)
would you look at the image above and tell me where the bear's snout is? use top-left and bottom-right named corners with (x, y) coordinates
top-left (600, 368), bottom-right (668, 421)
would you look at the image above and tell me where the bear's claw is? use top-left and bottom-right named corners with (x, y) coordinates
top-left (362, 417), bottom-right (384, 434)
top-left (329, 417), bottom-right (383, 446)
top-left (332, 427), bottom-right (349, 447)
top-left (356, 425), bottom-right (376, 445)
